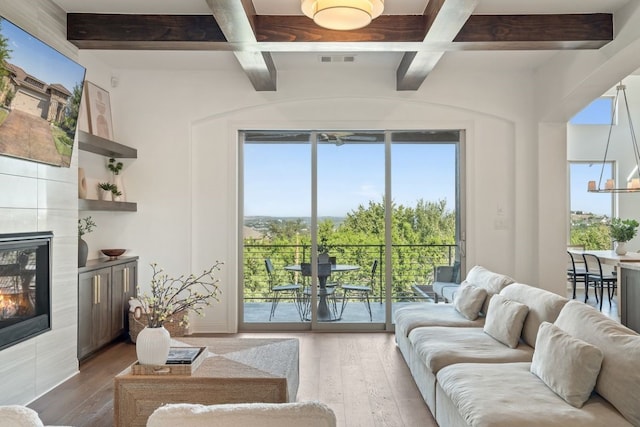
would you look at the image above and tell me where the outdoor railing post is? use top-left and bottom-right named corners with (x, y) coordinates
top-left (378, 244), bottom-right (383, 303)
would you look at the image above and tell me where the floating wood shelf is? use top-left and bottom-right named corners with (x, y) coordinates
top-left (79, 199), bottom-right (137, 212)
top-left (77, 130), bottom-right (137, 158)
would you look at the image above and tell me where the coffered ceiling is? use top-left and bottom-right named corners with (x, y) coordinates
top-left (51, 0), bottom-right (630, 91)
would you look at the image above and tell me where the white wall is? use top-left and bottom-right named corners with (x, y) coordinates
top-left (0, 0), bottom-right (79, 405)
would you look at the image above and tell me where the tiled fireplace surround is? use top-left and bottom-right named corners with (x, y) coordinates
top-left (0, 2), bottom-right (81, 405)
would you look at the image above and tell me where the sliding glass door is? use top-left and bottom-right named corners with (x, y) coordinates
top-left (240, 130), bottom-right (463, 330)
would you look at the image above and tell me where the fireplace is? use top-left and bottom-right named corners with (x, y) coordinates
top-left (0, 232), bottom-right (52, 351)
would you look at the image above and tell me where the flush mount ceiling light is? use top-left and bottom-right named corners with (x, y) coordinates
top-left (588, 83), bottom-right (640, 193)
top-left (301, 0), bottom-right (384, 31)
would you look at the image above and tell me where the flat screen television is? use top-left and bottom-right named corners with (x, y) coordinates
top-left (0, 16), bottom-right (86, 168)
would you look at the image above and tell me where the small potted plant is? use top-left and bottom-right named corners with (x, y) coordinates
top-left (108, 157), bottom-right (123, 175)
top-left (98, 182), bottom-right (114, 201)
top-left (111, 185), bottom-right (123, 202)
top-left (108, 157), bottom-right (126, 201)
top-left (610, 218), bottom-right (639, 255)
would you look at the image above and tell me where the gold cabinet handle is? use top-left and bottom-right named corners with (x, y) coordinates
top-left (93, 275), bottom-right (98, 305)
top-left (97, 275), bottom-right (101, 304)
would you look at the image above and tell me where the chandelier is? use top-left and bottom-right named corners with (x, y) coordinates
top-left (588, 83), bottom-right (640, 193)
top-left (301, 0), bottom-right (384, 31)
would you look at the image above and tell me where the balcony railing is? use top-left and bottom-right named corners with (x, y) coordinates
top-left (243, 243), bottom-right (456, 303)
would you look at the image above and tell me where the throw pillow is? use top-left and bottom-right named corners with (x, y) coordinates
top-left (530, 322), bottom-right (603, 408)
top-left (483, 294), bottom-right (529, 348)
top-left (454, 284), bottom-right (487, 320)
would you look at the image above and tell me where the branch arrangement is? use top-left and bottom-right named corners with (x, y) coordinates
top-left (135, 262), bottom-right (223, 328)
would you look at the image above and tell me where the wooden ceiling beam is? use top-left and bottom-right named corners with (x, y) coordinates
top-left (67, 14), bottom-right (227, 49)
top-left (205, 0), bottom-right (276, 91)
top-left (67, 13), bottom-right (613, 49)
top-left (67, 12), bottom-right (613, 91)
top-left (457, 14), bottom-right (613, 43)
top-left (397, 0), bottom-right (477, 91)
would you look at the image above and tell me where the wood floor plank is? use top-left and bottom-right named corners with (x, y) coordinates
top-left (29, 332), bottom-right (436, 427)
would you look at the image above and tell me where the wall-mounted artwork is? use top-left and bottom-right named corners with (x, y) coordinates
top-left (0, 16), bottom-right (86, 168)
top-left (84, 81), bottom-right (113, 140)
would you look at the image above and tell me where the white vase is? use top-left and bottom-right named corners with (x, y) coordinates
top-left (99, 189), bottom-right (111, 201)
top-left (615, 241), bottom-right (627, 255)
top-left (112, 174), bottom-right (126, 201)
top-left (136, 326), bottom-right (171, 365)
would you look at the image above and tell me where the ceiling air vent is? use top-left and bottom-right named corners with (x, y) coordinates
top-left (319, 55), bottom-right (356, 63)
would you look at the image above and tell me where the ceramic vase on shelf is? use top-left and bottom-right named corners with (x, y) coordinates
top-left (615, 241), bottom-right (628, 256)
top-left (99, 188), bottom-right (111, 201)
top-left (136, 325), bottom-right (171, 365)
top-left (78, 168), bottom-right (87, 199)
top-left (78, 237), bottom-right (88, 267)
top-left (111, 174), bottom-right (126, 202)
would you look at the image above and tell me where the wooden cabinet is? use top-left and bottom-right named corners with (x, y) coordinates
top-left (78, 257), bottom-right (138, 360)
top-left (78, 267), bottom-right (112, 359)
top-left (111, 261), bottom-right (137, 336)
top-left (78, 130), bottom-right (138, 212)
top-left (620, 265), bottom-right (640, 333)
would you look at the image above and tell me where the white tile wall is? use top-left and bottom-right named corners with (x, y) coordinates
top-left (0, 0), bottom-right (81, 405)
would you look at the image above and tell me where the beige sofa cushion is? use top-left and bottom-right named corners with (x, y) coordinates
top-left (500, 283), bottom-right (568, 347)
top-left (554, 301), bottom-right (640, 426)
top-left (454, 284), bottom-right (487, 320)
top-left (409, 326), bottom-right (533, 374)
top-left (465, 265), bottom-right (515, 314)
top-left (394, 304), bottom-right (485, 338)
top-left (531, 322), bottom-right (603, 408)
top-left (0, 406), bottom-right (45, 427)
top-left (436, 362), bottom-right (633, 427)
top-left (147, 402), bottom-right (337, 427)
top-left (483, 294), bottom-right (529, 348)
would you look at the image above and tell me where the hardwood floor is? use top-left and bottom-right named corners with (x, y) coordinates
top-left (28, 332), bottom-right (436, 427)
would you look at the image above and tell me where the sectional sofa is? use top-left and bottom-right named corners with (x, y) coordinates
top-left (394, 266), bottom-right (640, 426)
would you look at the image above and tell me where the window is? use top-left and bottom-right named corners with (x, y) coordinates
top-left (568, 162), bottom-right (613, 249)
top-left (240, 130), bottom-right (464, 329)
top-left (570, 97), bottom-right (615, 125)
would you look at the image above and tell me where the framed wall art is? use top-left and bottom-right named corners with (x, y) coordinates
top-left (84, 80), bottom-right (113, 140)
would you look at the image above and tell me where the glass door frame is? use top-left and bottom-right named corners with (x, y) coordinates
top-left (238, 129), bottom-right (466, 332)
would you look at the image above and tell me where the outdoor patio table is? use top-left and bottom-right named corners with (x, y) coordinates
top-left (284, 264), bottom-right (359, 321)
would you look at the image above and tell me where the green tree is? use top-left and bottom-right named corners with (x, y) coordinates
top-left (60, 82), bottom-right (83, 135)
top-left (570, 223), bottom-right (610, 250)
top-left (243, 198), bottom-right (457, 302)
top-left (0, 22), bottom-right (14, 95)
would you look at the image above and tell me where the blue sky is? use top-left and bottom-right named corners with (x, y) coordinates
top-left (570, 162), bottom-right (612, 216)
top-left (1, 18), bottom-right (85, 94)
top-left (569, 97), bottom-right (614, 216)
top-left (244, 141), bottom-right (456, 217)
top-left (244, 96), bottom-right (611, 219)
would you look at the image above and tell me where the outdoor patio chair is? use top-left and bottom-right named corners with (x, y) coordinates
top-left (339, 260), bottom-right (377, 321)
top-left (265, 258), bottom-right (303, 321)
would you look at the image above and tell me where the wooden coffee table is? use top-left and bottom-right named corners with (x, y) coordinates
top-left (114, 337), bottom-right (299, 427)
